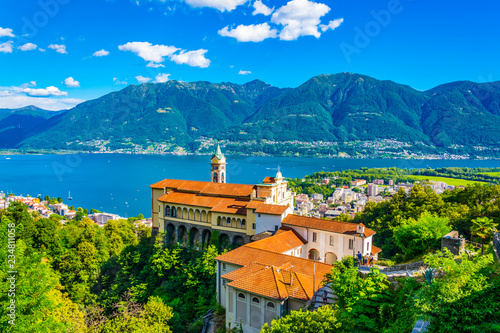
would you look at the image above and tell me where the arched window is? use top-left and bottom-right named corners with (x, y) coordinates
top-left (252, 297), bottom-right (260, 304)
top-left (171, 206), bottom-right (176, 217)
top-left (217, 216), bottom-right (222, 226)
top-left (266, 302), bottom-right (275, 309)
top-left (221, 172), bottom-right (224, 183)
top-left (238, 293), bottom-right (245, 300)
top-left (226, 217), bottom-right (231, 226)
top-left (241, 219), bottom-right (246, 227)
top-left (165, 205), bottom-right (170, 217)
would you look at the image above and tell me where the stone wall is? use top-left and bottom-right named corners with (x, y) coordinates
top-left (441, 231), bottom-right (465, 256)
top-left (381, 261), bottom-right (427, 272)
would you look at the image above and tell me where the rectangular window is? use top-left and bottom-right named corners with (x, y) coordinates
top-left (258, 213), bottom-right (261, 217)
top-left (252, 223), bottom-right (256, 230)
top-left (222, 263), bottom-right (226, 271)
top-left (312, 232), bottom-right (317, 243)
top-left (367, 242), bottom-right (370, 251)
top-left (275, 225), bottom-right (279, 231)
top-left (329, 235), bottom-right (334, 246)
top-left (348, 239), bottom-right (354, 250)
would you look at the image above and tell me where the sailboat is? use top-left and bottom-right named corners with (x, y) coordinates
top-left (68, 191), bottom-right (73, 200)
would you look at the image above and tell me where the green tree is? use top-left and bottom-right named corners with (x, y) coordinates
top-left (416, 250), bottom-right (498, 332)
top-left (393, 212), bottom-right (451, 260)
top-left (260, 305), bottom-right (344, 333)
top-left (470, 217), bottom-right (498, 254)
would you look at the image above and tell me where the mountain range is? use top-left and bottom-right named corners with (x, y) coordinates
top-left (3, 73), bottom-right (500, 153)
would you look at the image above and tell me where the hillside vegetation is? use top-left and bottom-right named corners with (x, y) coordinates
top-left (3, 73), bottom-right (500, 156)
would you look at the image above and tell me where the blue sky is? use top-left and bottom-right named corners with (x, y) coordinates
top-left (0, 0), bottom-right (499, 110)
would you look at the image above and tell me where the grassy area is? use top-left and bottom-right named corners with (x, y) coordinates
top-left (410, 175), bottom-right (487, 186)
top-left (480, 172), bottom-right (500, 177)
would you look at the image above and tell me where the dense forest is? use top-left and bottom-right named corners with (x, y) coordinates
top-left (0, 202), bottom-right (221, 332)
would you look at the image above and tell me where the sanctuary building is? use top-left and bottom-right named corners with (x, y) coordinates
top-left (150, 144), bottom-right (380, 332)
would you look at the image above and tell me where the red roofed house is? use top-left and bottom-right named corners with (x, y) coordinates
top-left (150, 144), bottom-right (380, 332)
top-left (150, 144), bottom-right (294, 246)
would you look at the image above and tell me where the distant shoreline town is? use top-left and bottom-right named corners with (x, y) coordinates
top-left (0, 192), bottom-right (152, 229)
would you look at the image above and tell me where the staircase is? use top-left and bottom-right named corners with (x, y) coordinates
top-left (308, 283), bottom-right (337, 310)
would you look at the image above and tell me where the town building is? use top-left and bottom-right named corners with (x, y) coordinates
top-left (367, 183), bottom-right (379, 197)
top-left (150, 145), bottom-right (380, 332)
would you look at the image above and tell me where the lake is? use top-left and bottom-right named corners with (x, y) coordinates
top-left (1, 153), bottom-right (499, 217)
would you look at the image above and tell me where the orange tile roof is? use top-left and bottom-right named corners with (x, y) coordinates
top-left (372, 245), bottom-right (382, 254)
top-left (262, 177), bottom-right (276, 184)
top-left (246, 229), bottom-right (305, 253)
top-left (245, 200), bottom-right (265, 209)
top-left (158, 191), bottom-right (249, 215)
top-left (151, 178), bottom-right (256, 197)
top-left (224, 262), bottom-right (324, 301)
top-left (255, 204), bottom-right (290, 215)
top-left (215, 246), bottom-right (332, 278)
top-left (200, 182), bottom-right (255, 197)
top-left (158, 192), bottom-right (221, 208)
top-left (211, 198), bottom-right (248, 215)
top-left (282, 215), bottom-right (376, 237)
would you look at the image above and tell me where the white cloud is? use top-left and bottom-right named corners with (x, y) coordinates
top-left (218, 23), bottom-right (278, 42)
top-left (238, 70), bottom-right (252, 75)
top-left (0, 83), bottom-right (81, 110)
top-left (154, 73), bottom-right (171, 83)
top-left (320, 18), bottom-right (344, 32)
top-left (170, 49), bottom-right (210, 68)
top-left (119, 41), bottom-right (212, 68)
top-left (63, 77), bottom-right (80, 88)
top-left (48, 44), bottom-right (67, 54)
top-left (146, 62), bottom-right (165, 68)
top-left (118, 42), bottom-right (179, 63)
top-left (38, 48), bottom-right (46, 52)
top-left (253, 0), bottom-right (274, 16)
top-left (0, 41), bottom-right (13, 53)
top-left (271, 0), bottom-right (331, 40)
top-left (184, 0), bottom-right (248, 12)
top-left (22, 86), bottom-right (67, 97)
top-left (0, 95), bottom-right (83, 111)
top-left (18, 43), bottom-right (37, 51)
top-left (0, 27), bottom-right (14, 38)
top-left (113, 78), bottom-right (128, 85)
top-left (93, 49), bottom-right (109, 57)
top-left (135, 75), bottom-right (152, 83)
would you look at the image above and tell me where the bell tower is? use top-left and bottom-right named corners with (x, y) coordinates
top-left (210, 143), bottom-right (226, 183)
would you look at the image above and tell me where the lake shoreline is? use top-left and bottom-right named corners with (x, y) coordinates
top-left (1, 149), bottom-right (499, 161)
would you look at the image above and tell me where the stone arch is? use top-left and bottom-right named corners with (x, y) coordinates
top-left (182, 208), bottom-right (188, 219)
top-left (164, 205), bottom-right (171, 217)
top-left (217, 216), bottom-right (222, 226)
top-left (189, 227), bottom-right (200, 248)
top-left (308, 249), bottom-right (320, 260)
top-left (178, 225), bottom-right (187, 245)
top-left (189, 208), bottom-right (194, 220)
top-left (177, 207), bottom-right (182, 218)
top-left (195, 209), bottom-right (201, 221)
top-left (231, 218), bottom-right (237, 228)
top-left (165, 223), bottom-right (175, 245)
top-left (201, 210), bottom-right (207, 223)
top-left (171, 206), bottom-right (177, 218)
top-left (236, 218), bottom-right (242, 229)
top-left (219, 233), bottom-right (230, 250)
top-left (202, 229), bottom-right (211, 248)
top-left (233, 235), bottom-right (245, 248)
top-left (325, 252), bottom-right (337, 264)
